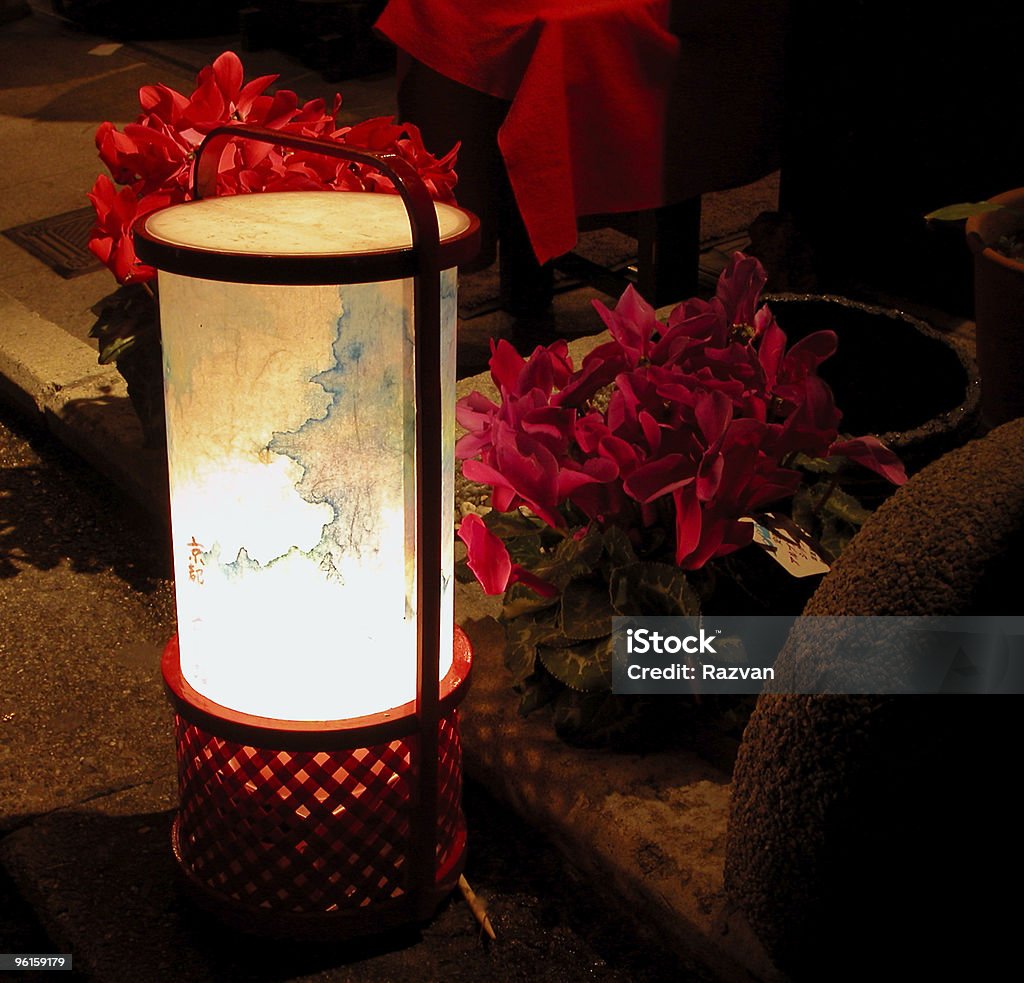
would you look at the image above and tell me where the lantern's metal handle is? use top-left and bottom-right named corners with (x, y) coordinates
top-left (191, 124), bottom-right (446, 915)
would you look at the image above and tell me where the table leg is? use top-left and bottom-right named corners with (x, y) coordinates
top-left (498, 195), bottom-right (554, 318)
top-left (635, 198), bottom-right (701, 306)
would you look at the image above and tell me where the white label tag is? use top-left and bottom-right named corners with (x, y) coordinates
top-left (741, 513), bottom-right (831, 578)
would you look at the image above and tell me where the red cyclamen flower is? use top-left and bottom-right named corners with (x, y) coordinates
top-left (88, 51), bottom-right (460, 286)
top-left (455, 252), bottom-right (907, 588)
top-left (457, 514), bottom-right (557, 597)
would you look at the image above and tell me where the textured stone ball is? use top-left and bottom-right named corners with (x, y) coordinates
top-left (724, 418), bottom-right (1024, 980)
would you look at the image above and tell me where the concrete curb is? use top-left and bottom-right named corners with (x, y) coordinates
top-left (0, 288), bottom-right (168, 518)
top-left (456, 604), bottom-right (784, 983)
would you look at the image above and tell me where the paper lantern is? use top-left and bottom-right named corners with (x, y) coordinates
top-left (135, 124), bottom-right (479, 937)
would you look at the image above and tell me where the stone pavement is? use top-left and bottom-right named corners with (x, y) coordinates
top-left (0, 6), bottom-right (785, 981)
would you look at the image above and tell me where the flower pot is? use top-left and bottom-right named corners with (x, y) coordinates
top-left (764, 293), bottom-right (980, 474)
top-left (966, 187), bottom-right (1024, 429)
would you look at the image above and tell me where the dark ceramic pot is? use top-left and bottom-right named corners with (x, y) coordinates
top-left (764, 293), bottom-right (980, 474)
top-left (966, 187), bottom-right (1024, 429)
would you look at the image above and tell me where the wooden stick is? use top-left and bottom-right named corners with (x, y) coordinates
top-left (458, 874), bottom-right (496, 941)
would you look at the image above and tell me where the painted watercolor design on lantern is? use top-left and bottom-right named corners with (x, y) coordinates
top-left (160, 272), bottom-right (457, 721)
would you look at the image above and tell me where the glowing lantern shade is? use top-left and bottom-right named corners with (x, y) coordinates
top-left (135, 125), bottom-right (479, 937)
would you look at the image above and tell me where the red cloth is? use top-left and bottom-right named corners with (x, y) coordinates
top-left (375, 0), bottom-right (679, 265)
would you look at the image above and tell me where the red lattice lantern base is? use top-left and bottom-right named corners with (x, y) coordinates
top-left (162, 629), bottom-right (472, 940)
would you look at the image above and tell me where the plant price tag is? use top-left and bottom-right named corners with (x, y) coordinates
top-left (741, 513), bottom-right (831, 578)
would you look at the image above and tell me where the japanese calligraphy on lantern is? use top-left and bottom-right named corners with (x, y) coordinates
top-left (187, 536), bottom-right (206, 585)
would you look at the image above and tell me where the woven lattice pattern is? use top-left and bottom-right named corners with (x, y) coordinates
top-left (173, 712), bottom-right (465, 912)
top-left (435, 715), bottom-right (464, 873)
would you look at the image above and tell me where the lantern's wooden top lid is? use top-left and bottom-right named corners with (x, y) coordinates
top-left (135, 191), bottom-right (480, 284)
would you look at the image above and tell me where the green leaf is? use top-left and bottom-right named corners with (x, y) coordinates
top-left (791, 485), bottom-right (818, 535)
top-left (819, 517), bottom-right (855, 560)
top-left (483, 508), bottom-right (546, 540)
top-left (792, 480), bottom-right (870, 525)
top-left (609, 561), bottom-right (701, 617)
top-left (538, 635), bottom-right (614, 692)
top-left (516, 526), bottom-right (605, 601)
top-left (820, 485), bottom-right (871, 526)
top-left (501, 582), bottom-right (560, 620)
top-left (924, 201), bottom-right (1002, 222)
top-left (89, 283), bottom-right (158, 365)
top-left (539, 526), bottom-right (604, 587)
top-left (504, 614), bottom-right (556, 687)
top-left (96, 333), bottom-right (140, 365)
top-left (790, 451), bottom-right (842, 475)
top-left (601, 525), bottom-right (638, 567)
top-left (560, 579), bottom-right (614, 640)
top-left (504, 532), bottom-right (544, 569)
top-left (479, 509), bottom-right (552, 573)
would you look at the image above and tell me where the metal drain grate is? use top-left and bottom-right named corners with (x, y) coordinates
top-left (2, 206), bottom-right (104, 279)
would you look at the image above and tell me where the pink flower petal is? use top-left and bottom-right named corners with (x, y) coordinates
top-left (829, 435), bottom-right (907, 485)
top-left (457, 514), bottom-right (512, 595)
top-left (624, 454), bottom-right (694, 504)
top-left (510, 565), bottom-right (559, 597)
top-left (488, 338), bottom-right (526, 394)
top-left (715, 251), bottom-right (767, 328)
top-left (673, 484), bottom-right (703, 566)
